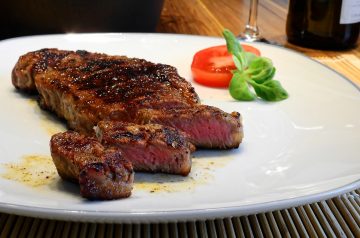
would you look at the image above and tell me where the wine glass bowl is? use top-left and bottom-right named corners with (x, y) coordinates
top-left (238, 0), bottom-right (279, 45)
top-left (238, 0), bottom-right (261, 42)
top-left (240, 24), bottom-right (260, 42)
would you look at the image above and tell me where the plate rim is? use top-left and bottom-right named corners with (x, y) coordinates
top-left (0, 179), bottom-right (358, 223)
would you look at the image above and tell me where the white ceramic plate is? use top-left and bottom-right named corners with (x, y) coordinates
top-left (0, 33), bottom-right (359, 223)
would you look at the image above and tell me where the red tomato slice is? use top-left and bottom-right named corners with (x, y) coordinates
top-left (191, 44), bottom-right (261, 87)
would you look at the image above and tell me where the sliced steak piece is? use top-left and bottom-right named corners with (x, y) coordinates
top-left (12, 48), bottom-right (243, 149)
top-left (95, 121), bottom-right (193, 176)
top-left (50, 131), bottom-right (134, 200)
top-left (137, 105), bottom-right (243, 149)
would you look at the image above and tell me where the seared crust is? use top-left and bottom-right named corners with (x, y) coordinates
top-left (13, 49), bottom-right (200, 133)
top-left (50, 131), bottom-right (134, 200)
top-left (95, 121), bottom-right (193, 175)
top-left (79, 151), bottom-right (133, 200)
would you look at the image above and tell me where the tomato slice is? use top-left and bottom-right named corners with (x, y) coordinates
top-left (191, 44), bottom-right (261, 87)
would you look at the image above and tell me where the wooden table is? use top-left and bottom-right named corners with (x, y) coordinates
top-left (1, 0), bottom-right (359, 237)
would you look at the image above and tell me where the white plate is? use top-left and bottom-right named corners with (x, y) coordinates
top-left (0, 33), bottom-right (359, 223)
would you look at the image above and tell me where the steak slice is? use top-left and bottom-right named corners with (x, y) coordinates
top-left (13, 48), bottom-right (243, 149)
top-left (95, 121), bottom-right (193, 176)
top-left (137, 105), bottom-right (243, 149)
top-left (50, 131), bottom-right (134, 200)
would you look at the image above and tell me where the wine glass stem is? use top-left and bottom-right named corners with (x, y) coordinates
top-left (243, 0), bottom-right (260, 41)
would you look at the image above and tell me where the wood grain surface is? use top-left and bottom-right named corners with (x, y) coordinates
top-left (157, 0), bottom-right (360, 86)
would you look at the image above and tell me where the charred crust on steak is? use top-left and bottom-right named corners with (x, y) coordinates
top-left (79, 151), bottom-right (134, 200)
top-left (112, 131), bottom-right (146, 141)
top-left (13, 48), bottom-right (199, 106)
top-left (50, 131), bottom-right (134, 200)
top-left (97, 121), bottom-right (190, 149)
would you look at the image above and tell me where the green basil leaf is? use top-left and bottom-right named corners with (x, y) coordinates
top-left (223, 29), bottom-right (289, 102)
top-left (223, 29), bottom-right (247, 70)
top-left (244, 52), bottom-right (257, 65)
top-left (246, 57), bottom-right (275, 83)
top-left (229, 72), bottom-right (255, 101)
top-left (248, 79), bottom-right (288, 101)
top-left (223, 29), bottom-right (244, 55)
top-left (232, 55), bottom-right (243, 71)
top-left (246, 57), bottom-right (272, 75)
top-left (251, 67), bottom-right (276, 84)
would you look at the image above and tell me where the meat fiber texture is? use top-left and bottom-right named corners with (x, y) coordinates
top-left (12, 49), bottom-right (243, 149)
top-left (95, 121), bottom-right (194, 176)
top-left (50, 131), bottom-right (134, 200)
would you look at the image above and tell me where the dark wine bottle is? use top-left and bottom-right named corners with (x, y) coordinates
top-left (286, 0), bottom-right (360, 50)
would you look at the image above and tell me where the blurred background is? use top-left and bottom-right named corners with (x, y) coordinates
top-left (0, 0), bottom-right (287, 41)
top-left (1, 0), bottom-right (359, 51)
top-left (0, 0), bottom-right (165, 39)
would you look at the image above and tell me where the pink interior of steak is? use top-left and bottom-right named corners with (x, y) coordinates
top-left (164, 117), bottom-right (242, 149)
top-left (117, 144), bottom-right (191, 176)
top-left (136, 106), bottom-right (242, 149)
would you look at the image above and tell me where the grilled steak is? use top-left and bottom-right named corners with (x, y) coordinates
top-left (50, 131), bottom-right (134, 200)
top-left (95, 121), bottom-right (194, 176)
top-left (13, 48), bottom-right (243, 149)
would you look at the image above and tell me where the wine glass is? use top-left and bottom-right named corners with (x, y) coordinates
top-left (239, 0), bottom-right (272, 43)
top-left (239, 0), bottom-right (260, 42)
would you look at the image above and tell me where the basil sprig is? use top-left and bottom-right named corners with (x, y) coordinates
top-left (223, 29), bottom-right (288, 101)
